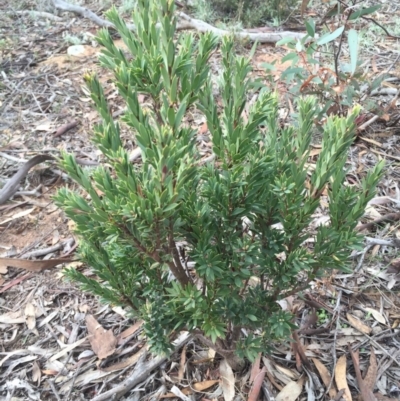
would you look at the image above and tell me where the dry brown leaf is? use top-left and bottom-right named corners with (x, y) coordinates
top-left (365, 308), bottom-right (386, 325)
top-left (301, 0), bottom-right (310, 17)
top-left (292, 331), bottom-right (311, 369)
top-left (359, 137), bottom-right (383, 147)
top-left (193, 380), bottom-right (219, 391)
top-left (32, 361), bottom-right (41, 384)
top-left (249, 353), bottom-right (262, 383)
top-left (0, 207), bottom-right (35, 225)
top-left (220, 358), bottom-right (235, 401)
top-left (335, 355), bottom-right (352, 401)
top-left (170, 385), bottom-right (192, 401)
top-left (178, 345), bottom-right (187, 382)
top-left (248, 367), bottom-right (266, 401)
top-left (336, 327), bottom-right (364, 336)
top-left (364, 205), bottom-right (382, 219)
top-left (41, 369), bottom-right (58, 376)
top-left (199, 123), bottom-right (208, 134)
top-left (161, 380), bottom-right (219, 398)
top-left (0, 141), bottom-right (25, 152)
top-left (35, 120), bottom-right (54, 132)
top-left (312, 358), bottom-right (337, 398)
top-left (346, 313), bottom-right (372, 334)
top-left (49, 337), bottom-right (88, 362)
top-left (117, 320), bottom-right (144, 344)
top-left (25, 303), bottom-right (36, 330)
top-left (336, 335), bottom-right (358, 347)
top-left (0, 257), bottom-right (74, 272)
top-left (275, 364), bottom-right (299, 380)
top-left (300, 74), bottom-right (317, 92)
top-left (309, 148), bottom-right (323, 157)
top-left (79, 304), bottom-right (90, 313)
top-left (0, 307), bottom-right (43, 324)
top-left (262, 357), bottom-right (284, 391)
top-left (388, 258), bottom-right (400, 274)
top-left (208, 348), bottom-right (216, 359)
top-left (363, 348), bottom-right (377, 392)
top-left (101, 346), bottom-right (147, 372)
top-left (368, 196), bottom-right (398, 206)
top-left (52, 230), bottom-right (60, 246)
top-left (86, 315), bottom-right (117, 360)
top-left (276, 378), bottom-right (304, 401)
top-left (371, 56), bottom-right (378, 73)
top-left (0, 273), bottom-right (33, 294)
top-left (348, 347), bottom-right (375, 401)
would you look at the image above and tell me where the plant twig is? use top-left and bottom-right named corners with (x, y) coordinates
top-left (48, 379), bottom-right (62, 401)
top-left (0, 154), bottom-right (55, 205)
top-left (21, 238), bottom-right (75, 259)
top-left (54, 121), bottom-right (78, 138)
top-left (361, 16), bottom-right (400, 39)
top-left (333, 7), bottom-right (352, 87)
top-left (356, 212), bottom-right (400, 231)
top-left (168, 220), bottom-right (191, 285)
top-left (0, 73), bottom-right (48, 118)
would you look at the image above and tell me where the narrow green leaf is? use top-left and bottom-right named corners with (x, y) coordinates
top-left (317, 26), bottom-right (345, 46)
top-left (305, 19), bottom-right (315, 38)
top-left (276, 37), bottom-right (296, 46)
top-left (349, 5), bottom-right (381, 20)
top-left (347, 29), bottom-right (359, 76)
top-left (164, 203), bottom-right (179, 212)
top-left (281, 52), bottom-right (299, 63)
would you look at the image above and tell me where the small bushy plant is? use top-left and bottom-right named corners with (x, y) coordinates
top-left (55, 0), bottom-right (383, 366)
top-left (192, 0), bottom-right (297, 27)
top-left (269, 2), bottom-right (386, 121)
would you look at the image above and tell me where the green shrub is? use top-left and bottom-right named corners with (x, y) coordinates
top-left (55, 0), bottom-right (383, 366)
top-left (269, 5), bottom-right (386, 122)
top-left (193, 0), bottom-right (297, 27)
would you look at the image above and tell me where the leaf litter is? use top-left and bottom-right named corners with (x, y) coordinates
top-left (1, 0), bottom-right (400, 400)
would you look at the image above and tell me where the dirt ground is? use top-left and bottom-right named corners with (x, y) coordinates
top-left (1, 0), bottom-right (400, 400)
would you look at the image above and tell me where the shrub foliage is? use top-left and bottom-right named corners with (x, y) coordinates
top-left (196, 0), bottom-right (298, 27)
top-left (55, 0), bottom-right (383, 362)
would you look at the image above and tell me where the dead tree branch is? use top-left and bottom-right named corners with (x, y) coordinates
top-left (51, 0), bottom-right (306, 43)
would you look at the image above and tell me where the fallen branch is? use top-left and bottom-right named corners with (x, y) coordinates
top-left (177, 12), bottom-right (307, 43)
top-left (357, 212), bottom-right (400, 231)
top-left (91, 332), bottom-right (191, 401)
top-left (365, 237), bottom-right (400, 248)
top-left (22, 238), bottom-right (75, 259)
top-left (51, 0), bottom-right (306, 43)
top-left (52, 0), bottom-right (117, 29)
top-left (7, 10), bottom-right (63, 21)
top-left (0, 153), bottom-right (100, 204)
top-left (54, 120), bottom-right (78, 138)
top-left (0, 154), bottom-right (55, 205)
top-left (358, 114), bottom-right (379, 131)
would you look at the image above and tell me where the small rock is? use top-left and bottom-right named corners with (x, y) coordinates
top-left (371, 325), bottom-right (383, 335)
top-left (352, 310), bottom-right (364, 318)
top-left (67, 45), bottom-right (98, 58)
